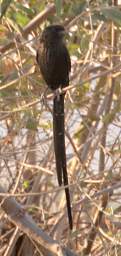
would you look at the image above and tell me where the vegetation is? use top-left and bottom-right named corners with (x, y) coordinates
top-left (0, 0), bottom-right (121, 255)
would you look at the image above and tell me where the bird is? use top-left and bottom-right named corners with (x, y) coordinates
top-left (36, 25), bottom-right (72, 229)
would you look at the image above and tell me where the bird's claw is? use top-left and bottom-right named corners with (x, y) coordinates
top-left (54, 88), bottom-right (62, 101)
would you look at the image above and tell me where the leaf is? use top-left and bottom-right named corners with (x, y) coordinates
top-left (16, 3), bottom-right (34, 16)
top-left (39, 121), bottom-right (52, 130)
top-left (101, 7), bottom-right (121, 26)
top-left (0, 0), bottom-right (12, 18)
top-left (71, 0), bottom-right (87, 16)
top-left (92, 10), bottom-right (107, 22)
top-left (13, 12), bottom-right (29, 26)
top-left (23, 180), bottom-right (30, 189)
top-left (55, 0), bottom-right (62, 16)
top-left (26, 117), bottom-right (37, 130)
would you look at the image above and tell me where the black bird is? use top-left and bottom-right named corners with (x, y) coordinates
top-left (36, 25), bottom-right (72, 229)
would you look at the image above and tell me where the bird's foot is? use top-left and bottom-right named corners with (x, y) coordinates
top-left (54, 88), bottom-right (62, 101)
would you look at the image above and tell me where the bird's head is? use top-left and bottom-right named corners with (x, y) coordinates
top-left (41, 25), bottom-right (65, 45)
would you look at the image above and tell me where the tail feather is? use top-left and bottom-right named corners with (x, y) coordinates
top-left (53, 94), bottom-right (73, 229)
top-left (53, 95), bottom-right (63, 185)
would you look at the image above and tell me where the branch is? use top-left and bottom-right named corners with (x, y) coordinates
top-left (0, 186), bottom-right (76, 256)
top-left (0, 4), bottom-right (55, 54)
top-left (83, 194), bottom-right (108, 255)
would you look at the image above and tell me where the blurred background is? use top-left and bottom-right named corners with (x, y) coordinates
top-left (1, 0), bottom-right (121, 255)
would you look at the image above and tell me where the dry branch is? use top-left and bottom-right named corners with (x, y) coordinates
top-left (0, 186), bottom-right (76, 256)
top-left (0, 4), bottom-right (56, 54)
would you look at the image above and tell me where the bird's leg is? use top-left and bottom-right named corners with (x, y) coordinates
top-left (54, 88), bottom-right (62, 101)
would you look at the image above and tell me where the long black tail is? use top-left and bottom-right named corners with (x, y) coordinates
top-left (53, 94), bottom-right (73, 229)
